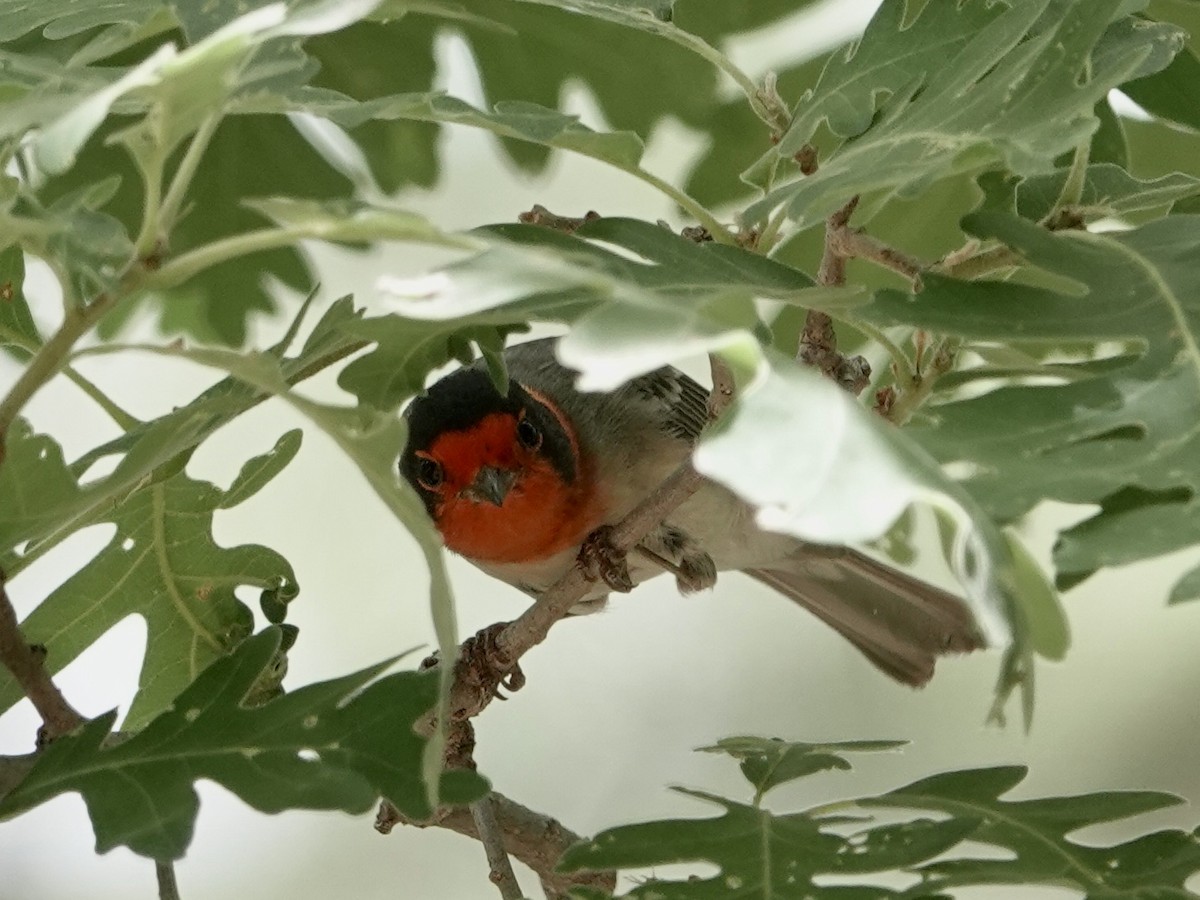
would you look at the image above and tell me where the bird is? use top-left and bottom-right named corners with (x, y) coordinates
top-left (400, 337), bottom-right (982, 686)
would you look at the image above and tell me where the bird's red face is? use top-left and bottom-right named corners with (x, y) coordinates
top-left (402, 373), bottom-right (601, 565)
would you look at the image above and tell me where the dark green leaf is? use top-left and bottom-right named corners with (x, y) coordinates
top-left (671, 0), bottom-right (820, 43)
top-left (319, 92), bottom-right (647, 170)
top-left (974, 163), bottom-right (1200, 224)
top-left (1122, 41), bottom-right (1200, 131)
top-left (339, 316), bottom-right (526, 411)
top-left (699, 737), bottom-right (905, 800)
top-left (0, 628), bottom-right (487, 859)
top-left (868, 767), bottom-right (1191, 894)
top-left (560, 758), bottom-right (1200, 897)
top-left (456, 0), bottom-right (715, 172)
top-left (1091, 96), bottom-right (1129, 168)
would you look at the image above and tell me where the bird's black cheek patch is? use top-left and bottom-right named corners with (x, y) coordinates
top-left (519, 387), bottom-right (579, 486)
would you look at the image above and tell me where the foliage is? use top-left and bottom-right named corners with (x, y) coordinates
top-left (0, 628), bottom-right (486, 858)
top-left (0, 0), bottom-right (1198, 895)
top-left (561, 739), bottom-right (1200, 898)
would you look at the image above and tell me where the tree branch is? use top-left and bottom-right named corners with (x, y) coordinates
top-left (471, 794), bottom-right (526, 900)
top-left (0, 573), bottom-right (84, 742)
top-left (377, 790), bottom-right (617, 899)
top-left (799, 197), bottom-right (874, 395)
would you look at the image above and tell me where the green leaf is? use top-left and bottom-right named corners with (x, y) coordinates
top-left (1, 458), bottom-right (297, 730)
top-left (75, 341), bottom-right (459, 809)
top-left (0, 47), bottom-right (119, 146)
top-left (340, 217), bottom-right (835, 409)
top-left (985, 164), bottom-right (1200, 224)
top-left (867, 767), bottom-right (1192, 895)
top-left (745, 0), bottom-right (1185, 227)
top-left (1003, 531), bottom-right (1069, 661)
top-left (0, 628), bottom-right (487, 859)
top-left (0, 302), bottom-right (365, 724)
top-left (0, 0), bottom-right (162, 43)
top-left (306, 0), bottom-right (813, 188)
top-left (671, 0), bottom-right (821, 43)
top-left (1122, 40), bottom-right (1200, 131)
top-left (560, 789), bottom-right (976, 897)
top-left (339, 316), bottom-right (525, 411)
top-left (857, 212), bottom-right (1200, 597)
top-left (305, 17), bottom-right (440, 193)
top-left (560, 757), bottom-right (1200, 897)
top-left (1091, 96), bottom-right (1129, 168)
top-left (699, 737), bottom-right (906, 802)
top-left (683, 53), bottom-right (831, 209)
top-left (218, 427), bottom-right (303, 509)
top-left (27, 0), bottom-right (362, 176)
top-left (0, 246), bottom-right (39, 352)
top-left (0, 419), bottom-right (87, 557)
top-left (242, 196), bottom-right (478, 247)
top-left (453, 0), bottom-right (716, 171)
top-left (20, 0), bottom-right (385, 344)
top-left (1168, 562), bottom-right (1200, 604)
top-left (312, 91), bottom-right (646, 171)
top-left (19, 177), bottom-right (137, 298)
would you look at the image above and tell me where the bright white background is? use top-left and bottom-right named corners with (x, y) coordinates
top-left (3, 2), bottom-right (1200, 897)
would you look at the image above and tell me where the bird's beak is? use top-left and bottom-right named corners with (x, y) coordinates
top-left (460, 466), bottom-right (516, 507)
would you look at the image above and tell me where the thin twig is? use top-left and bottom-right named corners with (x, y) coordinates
top-left (378, 790), bottom-right (616, 899)
top-left (817, 196), bottom-right (859, 286)
top-left (798, 197), bottom-right (874, 395)
top-left (827, 227), bottom-right (924, 289)
top-left (471, 795), bottom-right (525, 900)
top-left (155, 861), bottom-right (182, 900)
top-left (518, 205), bottom-right (600, 233)
top-left (0, 574), bottom-right (84, 742)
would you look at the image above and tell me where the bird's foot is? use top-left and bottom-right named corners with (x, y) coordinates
top-left (422, 622), bottom-right (526, 711)
top-left (578, 526), bottom-right (634, 593)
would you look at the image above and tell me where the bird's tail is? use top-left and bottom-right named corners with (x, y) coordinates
top-left (745, 545), bottom-right (983, 686)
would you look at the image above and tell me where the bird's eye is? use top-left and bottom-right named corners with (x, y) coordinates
top-left (416, 456), bottom-right (444, 490)
top-left (516, 415), bottom-right (542, 450)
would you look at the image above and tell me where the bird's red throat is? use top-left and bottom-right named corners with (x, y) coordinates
top-left (429, 413), bottom-right (602, 564)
